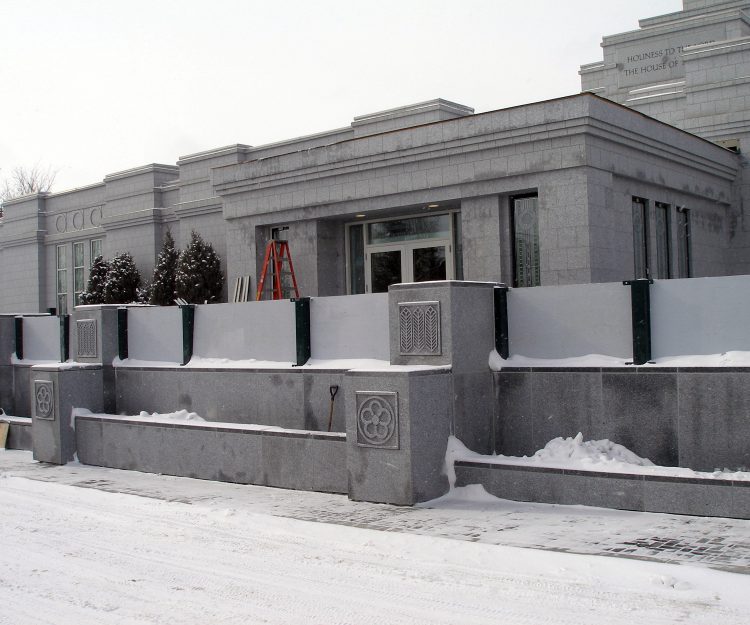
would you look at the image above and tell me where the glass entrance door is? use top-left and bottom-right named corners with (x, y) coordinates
top-left (370, 248), bottom-right (403, 293)
top-left (366, 240), bottom-right (451, 293)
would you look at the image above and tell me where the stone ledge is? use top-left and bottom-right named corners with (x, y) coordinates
top-left (455, 461), bottom-right (749, 519)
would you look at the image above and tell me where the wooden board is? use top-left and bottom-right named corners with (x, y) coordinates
top-left (0, 422), bottom-right (8, 448)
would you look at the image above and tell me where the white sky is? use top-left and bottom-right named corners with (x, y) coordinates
top-left (0, 0), bottom-right (681, 193)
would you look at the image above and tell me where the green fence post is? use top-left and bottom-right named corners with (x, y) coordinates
top-left (623, 278), bottom-right (653, 366)
top-left (117, 307), bottom-right (129, 360)
top-left (181, 305), bottom-right (195, 366)
top-left (494, 285), bottom-right (510, 359)
top-left (14, 316), bottom-right (23, 360)
top-left (293, 297), bottom-right (311, 367)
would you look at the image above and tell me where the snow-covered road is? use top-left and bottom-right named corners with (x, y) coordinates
top-left (0, 474), bottom-right (747, 625)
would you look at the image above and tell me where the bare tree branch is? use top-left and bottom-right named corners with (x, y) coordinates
top-left (0, 164), bottom-right (57, 217)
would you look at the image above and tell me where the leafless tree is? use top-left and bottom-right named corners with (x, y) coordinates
top-left (0, 164), bottom-right (57, 216)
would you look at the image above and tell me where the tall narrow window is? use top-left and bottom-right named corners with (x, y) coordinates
top-left (655, 202), bottom-right (670, 279)
top-left (453, 212), bottom-right (464, 281)
top-left (676, 207), bottom-right (691, 278)
top-left (73, 242), bottom-right (85, 306)
top-left (632, 197), bottom-right (649, 279)
top-left (57, 245), bottom-right (68, 315)
top-left (512, 195), bottom-right (540, 287)
top-left (90, 238), bottom-right (102, 265)
top-left (348, 224), bottom-right (365, 294)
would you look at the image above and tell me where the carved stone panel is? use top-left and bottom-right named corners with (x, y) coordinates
top-left (77, 319), bottom-right (98, 358)
top-left (356, 392), bottom-right (399, 449)
top-left (398, 301), bottom-right (441, 356)
top-left (34, 381), bottom-right (54, 420)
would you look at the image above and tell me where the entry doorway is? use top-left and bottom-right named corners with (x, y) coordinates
top-left (367, 240), bottom-right (451, 293)
top-left (348, 212), bottom-right (458, 294)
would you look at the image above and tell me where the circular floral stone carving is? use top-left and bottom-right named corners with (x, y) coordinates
top-left (55, 214), bottom-right (67, 233)
top-left (357, 396), bottom-right (396, 446)
top-left (36, 384), bottom-right (53, 418)
top-left (72, 210), bottom-right (84, 230)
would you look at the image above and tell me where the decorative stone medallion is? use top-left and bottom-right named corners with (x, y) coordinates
top-left (34, 381), bottom-right (54, 420)
top-left (55, 214), bottom-right (67, 233)
top-left (77, 319), bottom-right (98, 358)
top-left (356, 392), bottom-right (399, 449)
top-left (398, 301), bottom-right (441, 356)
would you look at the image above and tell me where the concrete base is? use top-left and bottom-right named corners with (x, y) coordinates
top-left (455, 460), bottom-right (750, 519)
top-left (2, 417), bottom-right (32, 450)
top-left (76, 415), bottom-right (347, 494)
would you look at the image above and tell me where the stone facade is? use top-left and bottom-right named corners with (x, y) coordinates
top-left (2, 1), bottom-right (750, 314)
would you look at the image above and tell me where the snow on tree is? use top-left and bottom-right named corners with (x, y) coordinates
top-left (79, 255), bottom-right (110, 305)
top-left (150, 230), bottom-right (179, 306)
top-left (104, 252), bottom-right (142, 304)
top-left (175, 231), bottom-right (224, 304)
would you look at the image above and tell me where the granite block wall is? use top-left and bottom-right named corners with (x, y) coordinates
top-left (76, 416), bottom-right (348, 494)
top-left (494, 367), bottom-right (750, 471)
top-left (454, 461), bottom-right (749, 519)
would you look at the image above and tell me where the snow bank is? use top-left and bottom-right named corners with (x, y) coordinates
top-left (138, 409), bottom-right (204, 422)
top-left (446, 434), bottom-right (750, 481)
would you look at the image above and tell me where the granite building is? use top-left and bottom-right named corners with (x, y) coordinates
top-left (1, 0), bottom-right (748, 314)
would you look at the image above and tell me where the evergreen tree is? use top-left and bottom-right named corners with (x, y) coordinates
top-left (175, 231), bottom-right (224, 304)
top-left (79, 255), bottom-right (110, 305)
top-left (150, 230), bottom-right (179, 306)
top-left (104, 252), bottom-right (141, 304)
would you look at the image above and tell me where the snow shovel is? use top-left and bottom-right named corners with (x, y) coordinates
top-left (326, 385), bottom-right (339, 432)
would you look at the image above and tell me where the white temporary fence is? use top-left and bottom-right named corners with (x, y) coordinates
top-left (651, 276), bottom-right (750, 357)
top-left (21, 316), bottom-right (60, 361)
top-left (127, 307), bottom-right (183, 363)
top-left (507, 282), bottom-right (632, 359)
top-left (192, 299), bottom-right (297, 362)
top-left (310, 293), bottom-right (389, 361)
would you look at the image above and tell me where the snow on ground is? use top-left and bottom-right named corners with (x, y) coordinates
top-left (0, 464), bottom-right (748, 625)
top-left (445, 435), bottom-right (750, 481)
top-left (489, 349), bottom-right (750, 369)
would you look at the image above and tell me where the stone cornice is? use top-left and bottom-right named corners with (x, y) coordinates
top-left (99, 208), bottom-right (171, 231)
top-left (213, 95), bottom-right (737, 203)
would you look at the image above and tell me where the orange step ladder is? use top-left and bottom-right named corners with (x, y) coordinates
top-left (256, 240), bottom-right (300, 300)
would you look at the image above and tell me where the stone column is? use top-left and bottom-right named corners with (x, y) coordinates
top-left (31, 365), bottom-right (103, 464)
top-left (345, 280), bottom-right (499, 505)
top-left (70, 305), bottom-right (121, 412)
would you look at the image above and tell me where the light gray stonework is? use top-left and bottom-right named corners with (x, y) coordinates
top-left (31, 364), bottom-right (103, 464)
top-left (345, 369), bottom-right (453, 505)
top-left (0, 91), bottom-right (745, 315)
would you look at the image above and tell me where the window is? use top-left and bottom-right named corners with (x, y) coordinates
top-left (676, 207), bottom-right (691, 278)
top-left (655, 202), bottom-right (670, 279)
top-left (90, 238), bottom-right (102, 265)
top-left (348, 224), bottom-right (365, 294)
top-left (512, 195), bottom-right (540, 287)
top-left (632, 197), bottom-right (649, 279)
top-left (73, 242), bottom-right (85, 306)
top-left (56, 245), bottom-right (68, 315)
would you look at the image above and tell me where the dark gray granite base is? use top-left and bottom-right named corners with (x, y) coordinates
top-left (76, 415), bottom-right (347, 494)
top-left (455, 460), bottom-right (749, 519)
top-left (4, 418), bottom-right (32, 450)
